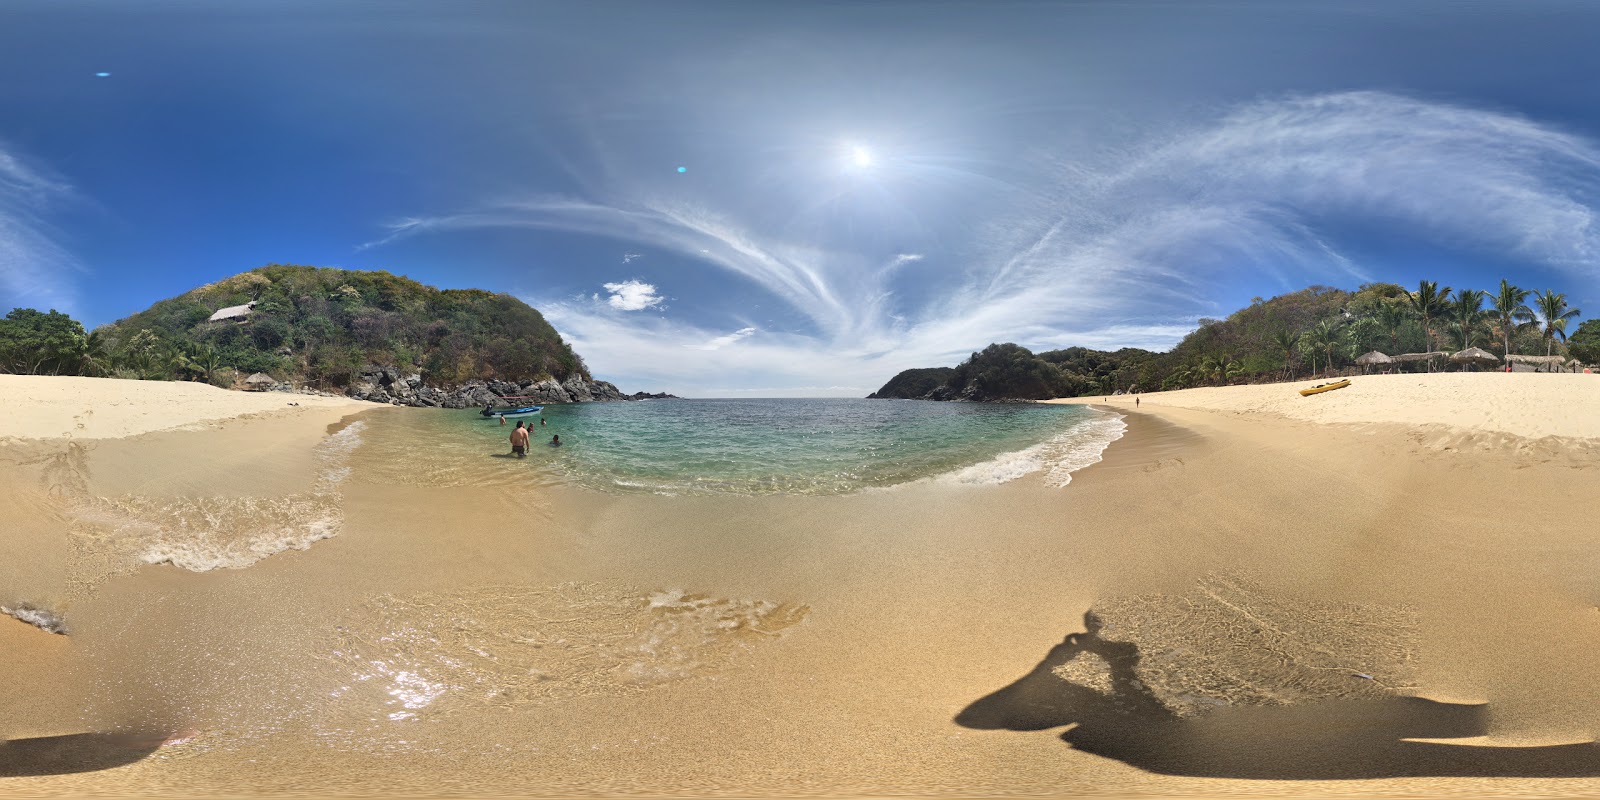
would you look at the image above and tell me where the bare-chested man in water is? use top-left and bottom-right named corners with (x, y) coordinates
top-left (509, 420), bottom-right (530, 457)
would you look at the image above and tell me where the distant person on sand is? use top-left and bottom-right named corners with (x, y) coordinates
top-left (509, 421), bottom-right (529, 458)
top-left (550, 434), bottom-right (562, 447)
top-left (1136, 396), bottom-right (1140, 407)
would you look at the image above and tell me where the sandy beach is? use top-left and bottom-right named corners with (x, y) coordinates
top-left (0, 375), bottom-right (377, 441)
top-left (4, 372), bottom-right (1600, 797)
top-left (1047, 372), bottom-right (1600, 441)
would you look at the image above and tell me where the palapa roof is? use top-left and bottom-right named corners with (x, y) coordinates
top-left (1391, 351), bottom-right (1448, 363)
top-left (243, 372), bottom-right (276, 385)
top-left (1354, 350), bottom-right (1393, 365)
top-left (207, 301), bottom-right (256, 322)
top-left (1451, 347), bottom-right (1500, 363)
top-left (1506, 354), bottom-right (1567, 365)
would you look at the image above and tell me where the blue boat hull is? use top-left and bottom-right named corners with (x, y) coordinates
top-left (482, 406), bottom-right (544, 418)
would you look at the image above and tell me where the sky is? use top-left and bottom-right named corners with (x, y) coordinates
top-left (2, 1), bottom-right (1599, 396)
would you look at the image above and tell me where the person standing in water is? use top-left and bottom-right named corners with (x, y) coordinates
top-left (509, 420), bottom-right (530, 457)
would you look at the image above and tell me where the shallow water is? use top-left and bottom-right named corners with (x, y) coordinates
top-left (360, 399), bottom-right (1117, 495)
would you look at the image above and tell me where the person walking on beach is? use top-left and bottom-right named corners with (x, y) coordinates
top-left (1135, 396), bottom-right (1140, 407)
top-left (509, 421), bottom-right (529, 458)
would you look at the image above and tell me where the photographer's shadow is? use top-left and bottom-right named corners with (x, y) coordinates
top-left (956, 613), bottom-right (1600, 779)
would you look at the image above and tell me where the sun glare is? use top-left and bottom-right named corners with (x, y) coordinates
top-left (850, 145), bottom-right (873, 168)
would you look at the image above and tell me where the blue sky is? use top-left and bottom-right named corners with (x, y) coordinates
top-left (2, 1), bottom-right (1598, 396)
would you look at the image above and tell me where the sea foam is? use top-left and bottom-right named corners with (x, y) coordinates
top-left (71, 421), bottom-right (365, 573)
top-left (941, 409), bottom-right (1126, 487)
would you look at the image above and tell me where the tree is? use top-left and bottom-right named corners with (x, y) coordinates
top-left (1567, 319), bottom-right (1600, 366)
top-left (1306, 319), bottom-right (1342, 376)
top-left (1450, 289), bottom-right (1488, 351)
top-left (1371, 302), bottom-right (1409, 354)
top-left (1406, 281), bottom-right (1452, 356)
top-left (0, 308), bottom-right (89, 375)
top-left (1534, 290), bottom-right (1581, 357)
top-left (1490, 280), bottom-right (1535, 359)
top-left (1271, 328), bottom-right (1300, 380)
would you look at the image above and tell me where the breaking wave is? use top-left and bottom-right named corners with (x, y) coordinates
top-left (940, 409), bottom-right (1126, 487)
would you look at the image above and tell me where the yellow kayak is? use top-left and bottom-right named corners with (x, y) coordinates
top-left (1299, 379), bottom-right (1351, 397)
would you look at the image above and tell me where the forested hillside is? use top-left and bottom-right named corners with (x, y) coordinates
top-left (870, 281), bottom-right (1591, 400)
top-left (1, 265), bottom-right (588, 390)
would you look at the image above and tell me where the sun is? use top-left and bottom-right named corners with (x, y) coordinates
top-left (848, 145), bottom-right (873, 168)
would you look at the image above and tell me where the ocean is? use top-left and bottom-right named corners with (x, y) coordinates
top-left (360, 398), bottom-right (1126, 496)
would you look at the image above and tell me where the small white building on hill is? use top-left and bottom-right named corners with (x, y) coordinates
top-left (207, 301), bottom-right (256, 323)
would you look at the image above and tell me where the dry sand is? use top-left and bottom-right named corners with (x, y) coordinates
top-left (0, 374), bottom-right (376, 441)
top-left (1048, 372), bottom-right (1600, 441)
top-left (3, 372), bottom-right (1600, 797)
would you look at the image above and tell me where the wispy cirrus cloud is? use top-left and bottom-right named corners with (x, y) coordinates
top-left (366, 92), bottom-right (1600, 396)
top-left (683, 326), bottom-right (756, 351)
top-left (0, 146), bottom-right (81, 315)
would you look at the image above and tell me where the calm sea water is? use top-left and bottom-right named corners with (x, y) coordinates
top-left (357, 398), bottom-right (1124, 496)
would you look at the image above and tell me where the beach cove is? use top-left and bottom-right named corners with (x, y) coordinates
top-left (4, 373), bottom-right (1600, 797)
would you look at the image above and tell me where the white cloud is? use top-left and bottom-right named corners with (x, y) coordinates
top-left (623, 252), bottom-right (642, 263)
top-left (0, 146), bottom-right (81, 315)
top-left (371, 92), bottom-right (1600, 395)
top-left (602, 279), bottom-right (663, 311)
top-left (683, 326), bottom-right (757, 351)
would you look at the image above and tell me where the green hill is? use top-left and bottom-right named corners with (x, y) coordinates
top-left (870, 281), bottom-right (1586, 400)
top-left (93, 265), bottom-right (587, 389)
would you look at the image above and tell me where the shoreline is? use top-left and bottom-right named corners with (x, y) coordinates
top-left (4, 373), bottom-right (1600, 796)
top-left (0, 374), bottom-right (383, 442)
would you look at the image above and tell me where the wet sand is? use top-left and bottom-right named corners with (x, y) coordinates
top-left (4, 375), bottom-right (1600, 797)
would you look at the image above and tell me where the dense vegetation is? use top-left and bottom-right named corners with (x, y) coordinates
top-left (871, 280), bottom-right (1590, 400)
top-left (865, 367), bottom-right (956, 399)
top-left (0, 265), bottom-right (588, 389)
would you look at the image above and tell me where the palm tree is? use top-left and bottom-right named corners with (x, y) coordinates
top-left (1407, 280), bottom-right (1452, 356)
top-left (80, 330), bottom-right (114, 377)
top-left (1271, 328), bottom-right (1300, 380)
top-left (1372, 302), bottom-right (1409, 354)
top-left (1450, 289), bottom-right (1488, 351)
top-left (191, 344), bottom-right (227, 384)
top-left (1317, 319), bottom-right (1342, 376)
top-left (1534, 290), bottom-right (1581, 357)
top-left (1300, 320), bottom-right (1341, 377)
top-left (1491, 280), bottom-right (1535, 360)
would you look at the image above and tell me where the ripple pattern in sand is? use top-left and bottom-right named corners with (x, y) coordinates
top-left (1061, 573), bottom-right (1419, 717)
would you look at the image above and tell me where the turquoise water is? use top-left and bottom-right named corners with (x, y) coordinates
top-left (363, 399), bottom-right (1123, 496)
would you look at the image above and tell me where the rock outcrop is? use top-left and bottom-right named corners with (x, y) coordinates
top-left (343, 365), bottom-right (660, 408)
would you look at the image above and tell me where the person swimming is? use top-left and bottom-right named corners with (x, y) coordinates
top-left (549, 434), bottom-right (562, 447)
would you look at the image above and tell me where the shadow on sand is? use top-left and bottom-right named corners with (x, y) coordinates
top-left (0, 732), bottom-right (170, 777)
top-left (956, 613), bottom-right (1600, 779)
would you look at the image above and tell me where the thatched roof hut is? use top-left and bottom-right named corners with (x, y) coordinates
top-left (243, 372), bottom-right (276, 390)
top-left (1391, 351), bottom-right (1447, 363)
top-left (1450, 347), bottom-right (1500, 365)
top-left (1354, 351), bottom-right (1393, 366)
top-left (207, 301), bottom-right (256, 322)
top-left (1506, 354), bottom-right (1575, 373)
